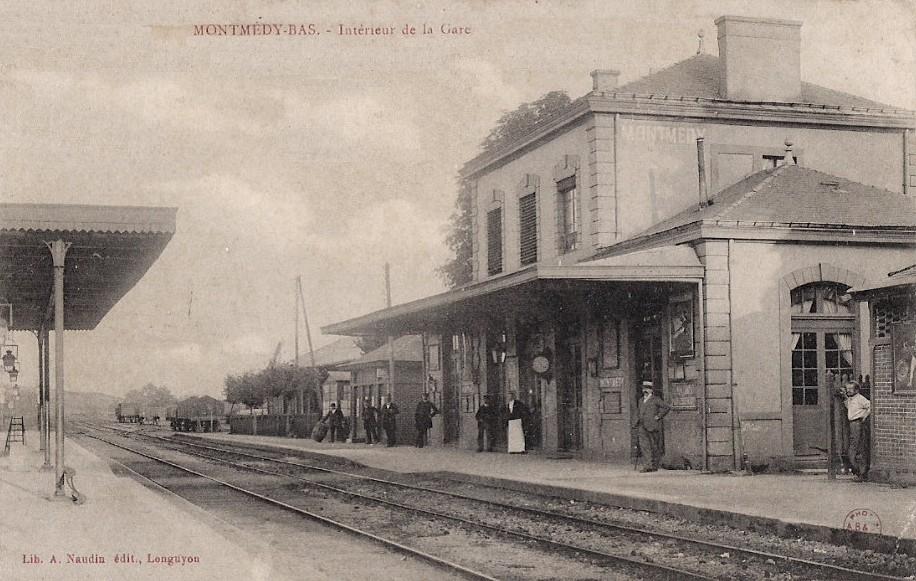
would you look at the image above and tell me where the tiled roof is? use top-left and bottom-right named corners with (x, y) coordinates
top-left (611, 54), bottom-right (899, 110)
top-left (638, 164), bottom-right (916, 238)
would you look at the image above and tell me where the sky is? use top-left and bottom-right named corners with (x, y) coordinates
top-left (1, 0), bottom-right (914, 399)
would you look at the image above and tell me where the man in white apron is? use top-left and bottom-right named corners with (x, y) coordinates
top-left (506, 391), bottom-right (529, 454)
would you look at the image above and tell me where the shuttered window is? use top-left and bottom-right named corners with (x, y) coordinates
top-left (486, 208), bottom-right (503, 275)
top-left (557, 175), bottom-right (578, 253)
top-left (519, 193), bottom-right (538, 265)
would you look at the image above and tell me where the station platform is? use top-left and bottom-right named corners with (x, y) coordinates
top-left (0, 433), bottom-right (297, 581)
top-left (189, 432), bottom-right (916, 554)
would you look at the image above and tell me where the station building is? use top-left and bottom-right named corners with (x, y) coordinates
top-left (325, 16), bottom-right (916, 471)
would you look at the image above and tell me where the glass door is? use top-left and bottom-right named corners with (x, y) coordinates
top-left (791, 330), bottom-right (854, 455)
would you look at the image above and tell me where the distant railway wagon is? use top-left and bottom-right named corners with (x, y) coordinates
top-left (167, 396), bottom-right (225, 432)
top-left (115, 403), bottom-right (142, 423)
top-left (115, 403), bottom-right (166, 425)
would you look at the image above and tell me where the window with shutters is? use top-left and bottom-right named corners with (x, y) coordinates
top-left (557, 175), bottom-right (578, 253)
top-left (519, 193), bottom-right (538, 265)
top-left (486, 207), bottom-right (503, 275)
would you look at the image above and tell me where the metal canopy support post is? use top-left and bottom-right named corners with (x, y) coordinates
top-left (47, 239), bottom-right (70, 497)
top-left (41, 326), bottom-right (51, 470)
top-left (37, 329), bottom-right (45, 452)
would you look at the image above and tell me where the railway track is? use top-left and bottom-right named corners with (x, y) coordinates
top-left (77, 422), bottom-right (914, 580)
top-left (75, 423), bottom-right (704, 580)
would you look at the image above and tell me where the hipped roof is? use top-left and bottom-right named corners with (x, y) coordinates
top-left (637, 164), bottom-right (916, 239)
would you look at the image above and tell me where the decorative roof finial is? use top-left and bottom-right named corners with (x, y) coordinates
top-left (783, 139), bottom-right (795, 166)
top-left (697, 30), bottom-right (704, 55)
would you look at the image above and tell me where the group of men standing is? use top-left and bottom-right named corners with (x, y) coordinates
top-left (324, 393), bottom-right (440, 448)
top-left (324, 379), bottom-right (871, 480)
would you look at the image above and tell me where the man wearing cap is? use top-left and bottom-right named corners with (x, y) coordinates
top-left (634, 381), bottom-right (671, 472)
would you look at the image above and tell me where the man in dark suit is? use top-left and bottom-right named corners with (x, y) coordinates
top-left (414, 393), bottom-right (439, 448)
top-left (634, 381), bottom-right (671, 472)
top-left (380, 396), bottom-right (400, 447)
top-left (321, 403), bottom-right (344, 443)
top-left (363, 397), bottom-right (380, 445)
top-left (475, 395), bottom-right (498, 452)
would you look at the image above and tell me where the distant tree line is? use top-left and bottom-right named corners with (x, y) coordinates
top-left (223, 363), bottom-right (327, 416)
top-left (123, 383), bottom-right (178, 409)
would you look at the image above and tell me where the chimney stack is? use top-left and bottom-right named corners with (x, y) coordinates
top-left (716, 16), bottom-right (802, 102)
top-left (590, 69), bottom-right (620, 92)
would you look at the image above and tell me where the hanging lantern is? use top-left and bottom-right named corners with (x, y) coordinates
top-left (1, 347), bottom-right (16, 373)
top-left (8, 366), bottom-right (18, 385)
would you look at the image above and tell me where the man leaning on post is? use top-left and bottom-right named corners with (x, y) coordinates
top-left (844, 380), bottom-right (871, 482)
top-left (634, 380), bottom-right (671, 472)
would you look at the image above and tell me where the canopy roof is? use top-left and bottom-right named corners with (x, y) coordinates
top-left (0, 203), bottom-right (177, 331)
top-left (849, 264), bottom-right (916, 296)
top-left (336, 335), bottom-right (424, 370)
top-left (322, 246), bottom-right (702, 336)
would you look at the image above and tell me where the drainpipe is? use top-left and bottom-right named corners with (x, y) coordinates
top-left (696, 137), bottom-right (709, 209)
top-left (727, 239), bottom-right (742, 470)
top-left (696, 279), bottom-right (708, 471)
top-left (904, 129), bottom-right (911, 196)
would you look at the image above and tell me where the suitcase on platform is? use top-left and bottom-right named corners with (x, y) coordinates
top-left (312, 421), bottom-right (329, 442)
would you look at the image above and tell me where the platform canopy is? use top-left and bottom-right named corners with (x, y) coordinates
top-left (323, 245), bottom-right (703, 337)
top-left (0, 203), bottom-right (177, 331)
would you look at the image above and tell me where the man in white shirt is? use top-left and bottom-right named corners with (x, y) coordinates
top-left (844, 381), bottom-right (871, 481)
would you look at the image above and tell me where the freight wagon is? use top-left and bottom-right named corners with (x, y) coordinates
top-left (115, 403), bottom-right (166, 425)
top-left (167, 396), bottom-right (225, 432)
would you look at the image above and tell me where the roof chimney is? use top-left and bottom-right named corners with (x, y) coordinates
top-left (716, 16), bottom-right (802, 102)
top-left (590, 69), bottom-right (620, 92)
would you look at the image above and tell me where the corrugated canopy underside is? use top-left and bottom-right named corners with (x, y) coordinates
top-left (0, 204), bottom-right (177, 331)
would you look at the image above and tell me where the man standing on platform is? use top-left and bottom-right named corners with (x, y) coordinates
top-left (844, 381), bottom-right (871, 481)
top-left (414, 392), bottom-right (439, 448)
top-left (634, 381), bottom-right (670, 472)
top-left (363, 397), bottom-right (380, 445)
top-left (475, 395), bottom-right (497, 452)
top-left (505, 391), bottom-right (529, 454)
top-left (380, 396), bottom-right (400, 447)
top-left (321, 402), bottom-right (344, 444)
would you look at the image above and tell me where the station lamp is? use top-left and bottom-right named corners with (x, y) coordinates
top-left (490, 331), bottom-right (507, 364)
top-left (2, 347), bottom-right (16, 373)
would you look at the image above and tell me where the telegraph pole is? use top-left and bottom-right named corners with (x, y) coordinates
top-left (297, 277), bottom-right (317, 419)
top-left (294, 279), bottom-right (300, 412)
top-left (385, 263), bottom-right (396, 402)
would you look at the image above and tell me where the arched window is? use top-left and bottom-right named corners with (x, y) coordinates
top-left (790, 282), bottom-right (854, 315)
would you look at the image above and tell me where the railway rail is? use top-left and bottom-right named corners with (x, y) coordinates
top-left (75, 422), bottom-right (704, 580)
top-left (76, 421), bottom-right (914, 580)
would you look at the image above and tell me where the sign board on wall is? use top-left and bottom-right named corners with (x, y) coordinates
top-left (891, 322), bottom-right (916, 393)
top-left (617, 119), bottom-right (706, 239)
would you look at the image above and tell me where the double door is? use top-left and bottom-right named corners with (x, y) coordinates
top-left (557, 321), bottom-right (583, 451)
